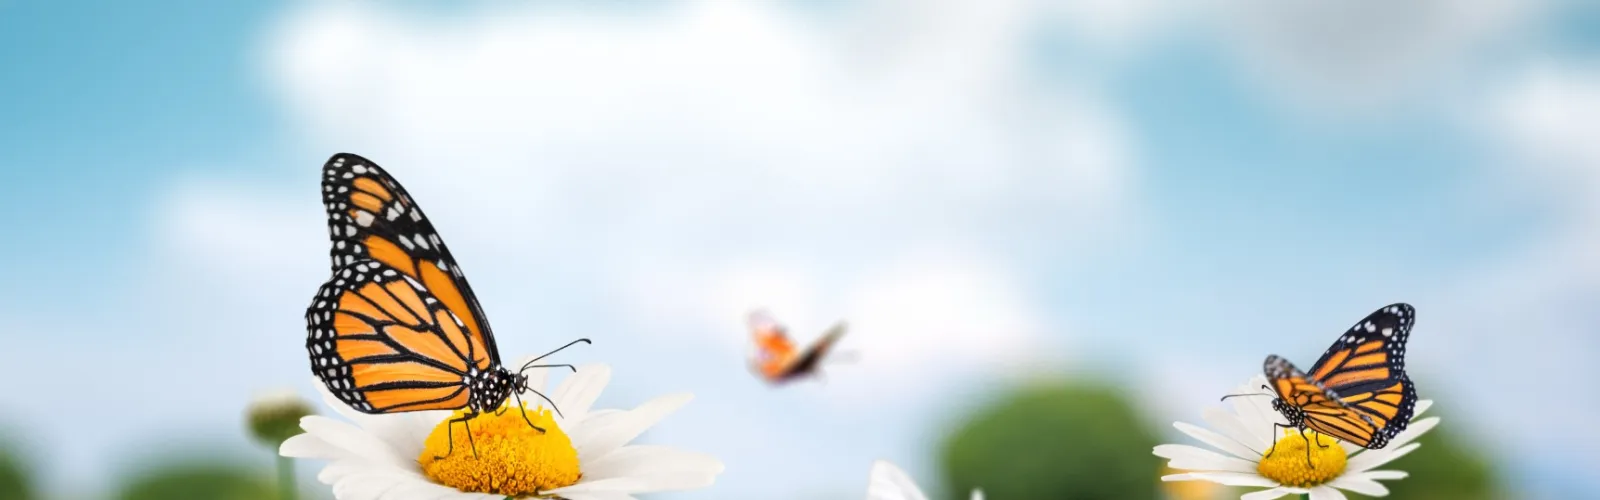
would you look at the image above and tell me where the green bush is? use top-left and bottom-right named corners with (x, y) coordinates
top-left (1350, 413), bottom-right (1504, 500)
top-left (114, 460), bottom-right (277, 500)
top-left (939, 380), bottom-right (1163, 500)
top-left (0, 441), bottom-right (35, 500)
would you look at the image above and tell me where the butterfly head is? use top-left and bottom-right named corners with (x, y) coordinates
top-left (1269, 397), bottom-right (1306, 428)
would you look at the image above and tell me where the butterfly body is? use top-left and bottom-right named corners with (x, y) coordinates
top-left (1262, 303), bottom-right (1418, 451)
top-left (304, 153), bottom-right (582, 456)
top-left (747, 310), bottom-right (848, 384)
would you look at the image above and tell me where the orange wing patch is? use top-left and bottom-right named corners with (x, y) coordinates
top-left (307, 259), bottom-right (482, 414)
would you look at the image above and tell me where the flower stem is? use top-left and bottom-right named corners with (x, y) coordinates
top-left (277, 455), bottom-right (297, 500)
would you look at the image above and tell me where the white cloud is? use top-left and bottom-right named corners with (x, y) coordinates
top-left (1430, 62), bottom-right (1600, 468)
top-left (1493, 62), bottom-right (1600, 214)
top-left (245, 0), bottom-right (1136, 396)
top-left (1204, 0), bottom-right (1550, 113)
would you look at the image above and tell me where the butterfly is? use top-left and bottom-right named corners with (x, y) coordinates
top-left (303, 153), bottom-right (588, 458)
top-left (746, 310), bottom-right (848, 384)
top-left (1229, 303), bottom-right (1419, 467)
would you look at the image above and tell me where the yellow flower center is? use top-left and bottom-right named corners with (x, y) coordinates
top-left (418, 405), bottom-right (581, 497)
top-left (1256, 429), bottom-right (1347, 488)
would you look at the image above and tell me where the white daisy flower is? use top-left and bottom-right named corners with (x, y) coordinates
top-left (1154, 375), bottom-right (1441, 500)
top-left (280, 362), bottom-right (724, 499)
top-left (866, 460), bottom-right (983, 500)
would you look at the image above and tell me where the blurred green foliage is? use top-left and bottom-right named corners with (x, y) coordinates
top-left (939, 380), bottom-right (1162, 500)
top-left (0, 439), bottom-right (36, 500)
top-left (1349, 414), bottom-right (1505, 500)
top-left (114, 460), bottom-right (277, 500)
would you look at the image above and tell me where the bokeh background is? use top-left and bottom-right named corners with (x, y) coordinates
top-left (2, 0), bottom-right (1596, 498)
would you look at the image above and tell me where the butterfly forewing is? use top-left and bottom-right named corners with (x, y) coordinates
top-left (1308, 303), bottom-right (1412, 395)
top-left (779, 322), bottom-right (848, 380)
top-left (320, 153), bottom-right (500, 367)
top-left (306, 260), bottom-right (486, 413)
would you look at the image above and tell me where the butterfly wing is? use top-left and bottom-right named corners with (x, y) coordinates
top-left (1301, 303), bottom-right (1418, 448)
top-left (319, 153), bottom-right (499, 369)
top-left (1266, 303), bottom-right (1418, 449)
top-left (747, 310), bottom-right (798, 373)
top-left (306, 260), bottom-right (481, 414)
top-left (775, 322), bottom-right (848, 381)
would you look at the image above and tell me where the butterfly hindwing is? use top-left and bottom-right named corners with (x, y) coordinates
top-left (320, 153), bottom-right (500, 368)
top-left (306, 260), bottom-right (489, 414)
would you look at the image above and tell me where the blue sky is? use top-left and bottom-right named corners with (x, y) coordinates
top-left (3, 0), bottom-right (1599, 498)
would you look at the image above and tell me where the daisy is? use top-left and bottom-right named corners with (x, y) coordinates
top-left (280, 361), bottom-right (724, 499)
top-left (1154, 375), bottom-right (1441, 500)
top-left (866, 460), bottom-right (984, 500)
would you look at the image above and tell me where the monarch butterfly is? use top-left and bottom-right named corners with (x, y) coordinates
top-left (304, 153), bottom-right (588, 458)
top-left (747, 310), bottom-right (848, 384)
top-left (1228, 303), bottom-right (1419, 467)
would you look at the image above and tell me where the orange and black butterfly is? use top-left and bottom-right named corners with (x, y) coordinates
top-left (304, 153), bottom-right (587, 457)
top-left (747, 310), bottom-right (848, 384)
top-left (1241, 303), bottom-right (1418, 464)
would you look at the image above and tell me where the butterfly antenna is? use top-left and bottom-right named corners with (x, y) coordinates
top-left (1219, 393), bottom-right (1274, 401)
top-left (509, 392), bottom-right (549, 434)
top-left (519, 338), bottom-right (592, 373)
top-left (520, 386), bottom-right (567, 420)
top-left (1219, 384), bottom-right (1277, 401)
top-left (520, 363), bottom-right (578, 374)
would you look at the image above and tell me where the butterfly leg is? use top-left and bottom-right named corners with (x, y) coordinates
top-left (1263, 422), bottom-right (1290, 458)
top-left (435, 411), bottom-right (482, 460)
top-left (1298, 428), bottom-right (1315, 469)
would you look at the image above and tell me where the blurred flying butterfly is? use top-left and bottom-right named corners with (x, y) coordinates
top-left (747, 310), bottom-right (849, 384)
top-left (304, 153), bottom-right (588, 458)
top-left (1226, 303), bottom-right (1419, 468)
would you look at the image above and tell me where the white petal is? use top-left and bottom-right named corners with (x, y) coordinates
top-left (280, 433), bottom-right (350, 461)
top-left (552, 364), bottom-right (612, 424)
top-left (1176, 421), bottom-right (1266, 461)
top-left (969, 489), bottom-right (984, 500)
top-left (570, 393), bottom-right (693, 462)
top-left (1385, 416), bottom-right (1439, 450)
top-left (578, 445), bottom-right (724, 483)
top-left (547, 473), bottom-right (715, 495)
top-left (299, 416), bottom-right (409, 468)
top-left (1153, 444), bottom-right (1259, 473)
top-left (1413, 400), bottom-right (1433, 418)
top-left (1161, 472), bottom-right (1278, 487)
top-left (399, 410), bottom-right (454, 451)
top-left (1329, 475), bottom-right (1390, 496)
top-left (864, 460), bottom-right (929, 500)
top-left (1231, 376), bottom-right (1286, 444)
top-left (1356, 470), bottom-right (1408, 481)
top-left (1339, 441), bottom-right (1363, 456)
top-left (1308, 485), bottom-right (1348, 500)
top-left (1346, 442), bottom-right (1418, 473)
top-left (1241, 487), bottom-right (1301, 500)
top-left (318, 459), bottom-right (427, 486)
top-left (1203, 406), bottom-right (1270, 452)
top-left (329, 471), bottom-right (409, 500)
top-left (311, 379), bottom-right (421, 455)
top-left (560, 492), bottom-right (637, 500)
